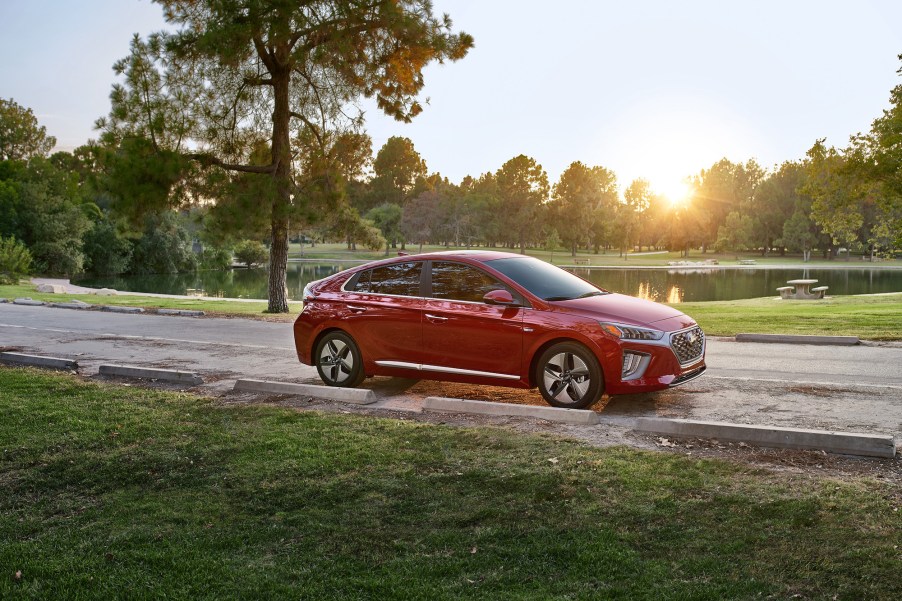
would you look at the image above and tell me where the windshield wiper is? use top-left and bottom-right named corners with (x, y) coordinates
top-left (545, 291), bottom-right (606, 301)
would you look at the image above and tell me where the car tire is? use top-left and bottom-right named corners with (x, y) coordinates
top-left (535, 342), bottom-right (604, 409)
top-left (314, 331), bottom-right (365, 388)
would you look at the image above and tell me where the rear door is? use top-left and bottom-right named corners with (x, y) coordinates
top-left (341, 261), bottom-right (424, 364)
top-left (420, 260), bottom-right (523, 379)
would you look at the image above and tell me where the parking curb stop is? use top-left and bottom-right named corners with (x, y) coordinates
top-left (99, 364), bottom-right (204, 385)
top-left (423, 397), bottom-right (601, 425)
top-left (233, 379), bottom-right (377, 404)
top-left (635, 417), bottom-right (895, 458)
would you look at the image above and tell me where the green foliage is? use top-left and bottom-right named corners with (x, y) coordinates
top-left (0, 235), bottom-right (32, 284)
top-left (715, 211), bottom-right (755, 252)
top-left (550, 162), bottom-right (618, 256)
top-left (130, 212), bottom-right (197, 274)
top-left (102, 136), bottom-right (194, 222)
top-left (0, 98), bottom-right (56, 161)
top-left (365, 203), bottom-right (403, 255)
top-left (496, 155), bottom-right (549, 253)
top-left (16, 160), bottom-right (92, 276)
top-left (371, 137), bottom-right (428, 204)
top-left (233, 240), bottom-right (268, 268)
top-left (198, 245), bottom-right (233, 270)
top-left (82, 218), bottom-right (133, 275)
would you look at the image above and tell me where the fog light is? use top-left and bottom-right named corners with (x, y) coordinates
top-left (622, 351), bottom-right (650, 380)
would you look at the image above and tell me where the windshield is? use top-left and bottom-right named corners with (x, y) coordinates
top-left (486, 257), bottom-right (607, 301)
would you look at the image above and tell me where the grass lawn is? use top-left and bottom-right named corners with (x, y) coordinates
top-left (0, 283), bottom-right (300, 321)
top-left (673, 293), bottom-right (902, 340)
top-left (1, 368), bottom-right (899, 599)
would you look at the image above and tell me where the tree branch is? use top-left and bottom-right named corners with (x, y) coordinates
top-left (289, 111), bottom-right (324, 147)
top-left (244, 76), bottom-right (274, 86)
top-left (252, 36), bottom-right (276, 73)
top-left (187, 153), bottom-right (278, 174)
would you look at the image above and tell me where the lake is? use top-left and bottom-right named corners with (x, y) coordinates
top-left (75, 262), bottom-right (902, 303)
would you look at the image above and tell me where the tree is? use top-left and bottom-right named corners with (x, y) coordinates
top-left (0, 235), bottom-right (32, 284)
top-left (496, 155), bottom-right (549, 254)
top-left (802, 140), bottom-right (863, 257)
top-left (234, 240), bottom-right (269, 268)
top-left (130, 211), bottom-right (198, 274)
top-left (550, 162), bottom-right (618, 257)
top-left (618, 179), bottom-right (653, 258)
top-left (98, 0), bottom-right (472, 312)
top-left (366, 203), bottom-right (403, 255)
top-left (692, 159), bottom-right (765, 252)
top-left (0, 98), bottom-right (56, 161)
top-left (748, 162), bottom-right (801, 255)
top-left (781, 211), bottom-right (817, 262)
top-left (371, 136), bottom-right (427, 206)
top-left (400, 189), bottom-right (443, 252)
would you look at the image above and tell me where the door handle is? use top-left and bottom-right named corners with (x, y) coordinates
top-left (425, 313), bottom-right (449, 323)
top-left (347, 305), bottom-right (367, 313)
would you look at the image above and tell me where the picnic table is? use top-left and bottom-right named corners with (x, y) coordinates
top-left (777, 279), bottom-right (828, 300)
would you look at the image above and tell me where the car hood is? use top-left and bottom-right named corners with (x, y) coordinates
top-left (550, 292), bottom-right (687, 328)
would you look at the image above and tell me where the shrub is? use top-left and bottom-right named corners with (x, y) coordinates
top-left (83, 218), bottom-right (133, 275)
top-left (199, 245), bottom-right (233, 270)
top-left (0, 235), bottom-right (32, 284)
top-left (233, 240), bottom-right (268, 268)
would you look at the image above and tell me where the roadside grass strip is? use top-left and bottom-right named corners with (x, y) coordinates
top-left (1, 368), bottom-right (900, 599)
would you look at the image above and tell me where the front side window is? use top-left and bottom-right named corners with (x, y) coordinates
top-left (363, 262), bottom-right (423, 297)
top-left (431, 261), bottom-right (509, 303)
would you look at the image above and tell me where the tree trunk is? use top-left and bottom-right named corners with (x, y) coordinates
top-left (571, 242), bottom-right (576, 258)
top-left (267, 70), bottom-right (292, 313)
top-left (268, 217), bottom-right (289, 312)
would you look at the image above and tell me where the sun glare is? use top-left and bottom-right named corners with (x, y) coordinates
top-left (658, 181), bottom-right (691, 207)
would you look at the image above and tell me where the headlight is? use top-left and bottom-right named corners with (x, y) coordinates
top-left (599, 322), bottom-right (665, 341)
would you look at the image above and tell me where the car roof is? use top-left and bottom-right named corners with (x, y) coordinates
top-left (388, 250), bottom-right (524, 263)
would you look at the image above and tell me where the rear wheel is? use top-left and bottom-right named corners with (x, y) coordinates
top-left (314, 331), bottom-right (365, 388)
top-left (535, 342), bottom-right (604, 409)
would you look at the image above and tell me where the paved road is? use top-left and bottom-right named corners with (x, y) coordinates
top-left (2, 303), bottom-right (901, 436)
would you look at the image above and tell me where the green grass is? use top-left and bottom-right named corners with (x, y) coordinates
top-left (0, 283), bottom-right (300, 321)
top-left (1, 368), bottom-right (899, 599)
top-left (673, 293), bottom-right (902, 339)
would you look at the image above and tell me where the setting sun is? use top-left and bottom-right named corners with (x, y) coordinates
top-left (656, 180), bottom-right (692, 207)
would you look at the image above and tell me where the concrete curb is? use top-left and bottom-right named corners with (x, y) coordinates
top-left (735, 333), bottom-right (860, 346)
top-left (1, 352), bottom-right (78, 371)
top-left (157, 309), bottom-right (205, 317)
top-left (48, 301), bottom-right (93, 310)
top-left (635, 417), bottom-right (896, 459)
top-left (233, 379), bottom-right (376, 404)
top-left (422, 397), bottom-right (601, 425)
top-left (13, 298), bottom-right (44, 306)
top-left (98, 364), bottom-right (204, 385)
top-left (100, 305), bottom-right (145, 314)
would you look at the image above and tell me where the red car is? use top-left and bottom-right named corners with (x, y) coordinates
top-left (293, 251), bottom-right (705, 409)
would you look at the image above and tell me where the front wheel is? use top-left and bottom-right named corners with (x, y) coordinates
top-left (535, 342), bottom-right (604, 409)
top-left (314, 331), bottom-right (365, 388)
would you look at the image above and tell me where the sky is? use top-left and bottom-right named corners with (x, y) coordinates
top-left (2, 0), bottom-right (901, 200)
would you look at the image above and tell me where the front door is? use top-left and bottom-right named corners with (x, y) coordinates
top-left (420, 261), bottom-right (523, 379)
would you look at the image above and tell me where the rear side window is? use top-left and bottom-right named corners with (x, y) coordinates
top-left (431, 261), bottom-right (509, 303)
top-left (355, 262), bottom-right (422, 297)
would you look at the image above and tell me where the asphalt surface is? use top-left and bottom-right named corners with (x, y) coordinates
top-left (2, 303), bottom-right (901, 438)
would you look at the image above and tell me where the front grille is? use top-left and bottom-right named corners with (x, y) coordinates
top-left (670, 326), bottom-right (705, 365)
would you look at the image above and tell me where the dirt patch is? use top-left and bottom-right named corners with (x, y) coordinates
top-left (788, 385), bottom-right (865, 397)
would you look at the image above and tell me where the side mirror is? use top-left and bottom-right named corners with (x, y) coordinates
top-left (483, 289), bottom-right (517, 306)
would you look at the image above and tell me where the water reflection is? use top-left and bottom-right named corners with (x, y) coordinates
top-left (76, 264), bottom-right (902, 303)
